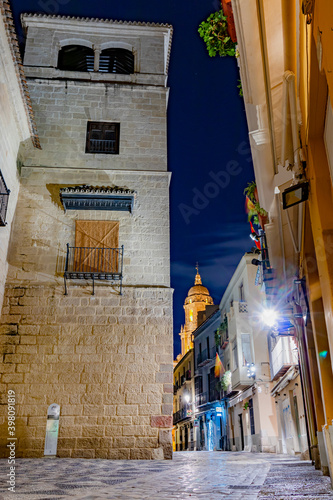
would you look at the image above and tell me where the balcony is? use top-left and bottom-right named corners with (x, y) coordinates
top-left (209, 386), bottom-right (220, 403)
top-left (197, 348), bottom-right (214, 367)
top-left (64, 244), bottom-right (124, 295)
top-left (269, 336), bottom-right (298, 381)
top-left (88, 139), bottom-right (117, 153)
top-left (173, 405), bottom-right (192, 425)
top-left (195, 392), bottom-right (208, 406)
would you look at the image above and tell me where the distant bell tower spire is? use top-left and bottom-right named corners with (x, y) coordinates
top-left (177, 263), bottom-right (214, 359)
top-left (195, 262), bottom-right (202, 285)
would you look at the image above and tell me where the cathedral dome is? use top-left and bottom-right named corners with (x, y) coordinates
top-left (186, 266), bottom-right (212, 299)
top-left (187, 284), bottom-right (210, 297)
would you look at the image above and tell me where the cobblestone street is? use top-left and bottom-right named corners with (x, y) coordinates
top-left (1, 452), bottom-right (333, 500)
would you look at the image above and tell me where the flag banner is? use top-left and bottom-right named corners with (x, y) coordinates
top-left (215, 353), bottom-right (225, 378)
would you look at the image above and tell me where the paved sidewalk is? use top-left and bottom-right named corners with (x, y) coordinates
top-left (0, 451), bottom-right (332, 500)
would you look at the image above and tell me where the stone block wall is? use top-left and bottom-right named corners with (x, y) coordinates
top-left (0, 165), bottom-right (173, 458)
top-left (0, 285), bottom-right (173, 459)
top-left (22, 16), bottom-right (170, 76)
top-left (0, 16), bottom-right (32, 313)
top-left (20, 80), bottom-right (168, 172)
top-left (0, 14), bottom-right (174, 460)
top-left (6, 167), bottom-right (170, 287)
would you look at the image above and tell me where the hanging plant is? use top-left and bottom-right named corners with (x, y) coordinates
top-left (215, 329), bottom-right (221, 348)
top-left (221, 370), bottom-right (231, 391)
top-left (198, 10), bottom-right (236, 58)
top-left (243, 181), bottom-right (257, 203)
top-left (244, 181), bottom-right (269, 227)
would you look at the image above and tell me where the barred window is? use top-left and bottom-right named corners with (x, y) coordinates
top-left (86, 122), bottom-right (120, 154)
top-left (58, 45), bottom-right (94, 72)
top-left (99, 48), bottom-right (134, 74)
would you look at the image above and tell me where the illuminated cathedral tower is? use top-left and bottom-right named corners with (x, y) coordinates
top-left (179, 265), bottom-right (214, 357)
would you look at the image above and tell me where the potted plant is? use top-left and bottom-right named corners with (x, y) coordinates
top-left (198, 9), bottom-right (236, 58)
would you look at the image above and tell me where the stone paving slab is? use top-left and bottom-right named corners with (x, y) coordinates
top-left (0, 452), bottom-right (332, 500)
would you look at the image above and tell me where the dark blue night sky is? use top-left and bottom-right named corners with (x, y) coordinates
top-left (11, 0), bottom-right (254, 357)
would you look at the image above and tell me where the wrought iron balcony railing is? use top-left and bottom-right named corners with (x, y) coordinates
top-left (64, 244), bottom-right (124, 295)
top-left (88, 139), bottom-right (117, 154)
top-left (197, 347), bottom-right (214, 367)
top-left (173, 405), bottom-right (193, 425)
top-left (195, 392), bottom-right (208, 406)
top-left (0, 170), bottom-right (10, 226)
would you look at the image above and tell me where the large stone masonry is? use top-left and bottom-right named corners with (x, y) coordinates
top-left (0, 13), bottom-right (173, 460)
top-left (0, 166), bottom-right (173, 459)
top-left (0, 285), bottom-right (173, 459)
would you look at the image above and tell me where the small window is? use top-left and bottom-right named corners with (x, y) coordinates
top-left (242, 334), bottom-right (253, 366)
top-left (86, 122), bottom-right (120, 154)
top-left (232, 340), bottom-right (238, 370)
top-left (58, 45), bottom-right (94, 72)
top-left (0, 170), bottom-right (10, 226)
top-left (99, 48), bottom-right (134, 74)
top-left (239, 282), bottom-right (245, 302)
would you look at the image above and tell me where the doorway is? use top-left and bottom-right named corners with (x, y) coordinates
top-left (238, 413), bottom-right (244, 450)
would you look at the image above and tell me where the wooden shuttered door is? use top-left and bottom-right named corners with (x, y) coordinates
top-left (74, 220), bottom-right (119, 273)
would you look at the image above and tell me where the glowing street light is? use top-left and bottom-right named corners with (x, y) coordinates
top-left (261, 308), bottom-right (278, 327)
top-left (184, 393), bottom-right (190, 404)
top-left (247, 363), bottom-right (256, 380)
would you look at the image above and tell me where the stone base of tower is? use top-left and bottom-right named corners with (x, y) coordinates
top-left (0, 285), bottom-right (173, 459)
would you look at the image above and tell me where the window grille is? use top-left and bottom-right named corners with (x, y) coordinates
top-left (99, 48), bottom-right (134, 74)
top-left (58, 45), bottom-right (94, 72)
top-left (86, 122), bottom-right (120, 154)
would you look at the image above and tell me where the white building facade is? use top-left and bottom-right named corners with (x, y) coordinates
top-left (219, 253), bottom-right (279, 452)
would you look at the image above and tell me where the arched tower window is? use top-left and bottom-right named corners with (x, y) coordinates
top-left (58, 45), bottom-right (94, 72)
top-left (99, 48), bottom-right (134, 74)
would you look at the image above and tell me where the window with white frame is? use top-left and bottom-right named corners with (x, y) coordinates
top-left (241, 333), bottom-right (253, 366)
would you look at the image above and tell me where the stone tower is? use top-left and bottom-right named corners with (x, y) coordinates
top-left (0, 14), bottom-right (173, 460)
top-left (179, 266), bottom-right (213, 357)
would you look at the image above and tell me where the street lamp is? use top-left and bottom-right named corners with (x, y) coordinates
top-left (247, 363), bottom-right (256, 380)
top-left (261, 308), bottom-right (278, 327)
top-left (184, 393), bottom-right (190, 404)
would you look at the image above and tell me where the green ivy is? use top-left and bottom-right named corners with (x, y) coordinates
top-left (198, 10), bottom-right (236, 58)
top-left (237, 79), bottom-right (243, 97)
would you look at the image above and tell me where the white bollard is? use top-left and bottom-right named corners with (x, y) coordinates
top-left (44, 404), bottom-right (60, 457)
